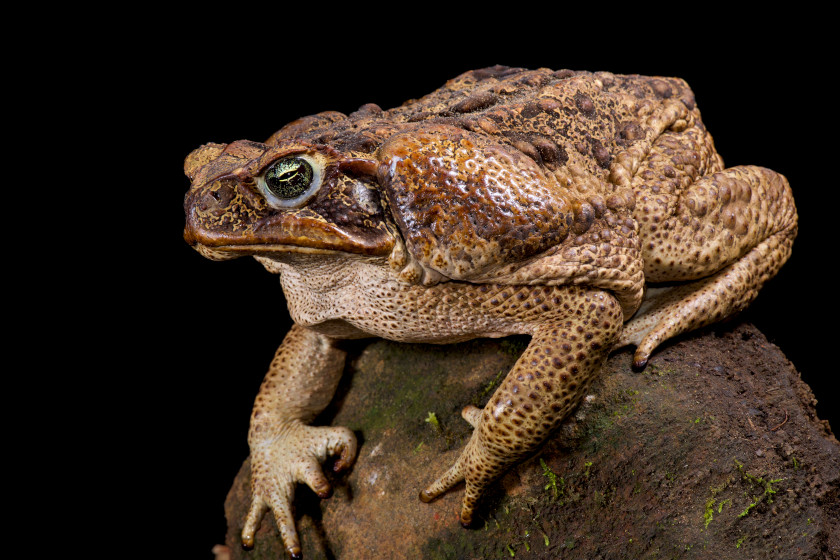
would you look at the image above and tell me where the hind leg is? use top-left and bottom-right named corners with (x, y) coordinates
top-left (620, 164), bottom-right (797, 367)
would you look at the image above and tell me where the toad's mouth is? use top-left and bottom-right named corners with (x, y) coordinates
top-left (189, 241), bottom-right (352, 261)
top-left (183, 210), bottom-right (396, 260)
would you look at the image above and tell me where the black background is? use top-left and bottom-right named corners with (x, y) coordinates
top-left (84, 16), bottom-right (836, 558)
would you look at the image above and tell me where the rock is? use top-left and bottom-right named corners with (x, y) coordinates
top-left (222, 323), bottom-right (839, 559)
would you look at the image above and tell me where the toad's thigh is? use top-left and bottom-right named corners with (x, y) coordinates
top-left (641, 166), bottom-right (795, 282)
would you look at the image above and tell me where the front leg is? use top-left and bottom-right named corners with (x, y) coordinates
top-left (420, 286), bottom-right (623, 524)
top-left (242, 324), bottom-right (356, 559)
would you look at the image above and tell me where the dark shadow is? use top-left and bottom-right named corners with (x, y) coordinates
top-left (295, 485), bottom-right (337, 560)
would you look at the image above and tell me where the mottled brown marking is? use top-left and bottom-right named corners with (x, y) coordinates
top-left (452, 91), bottom-right (499, 114)
top-left (575, 92), bottom-right (595, 115)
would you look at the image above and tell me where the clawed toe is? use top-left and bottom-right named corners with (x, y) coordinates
top-left (632, 351), bottom-right (649, 370)
top-left (461, 405), bottom-right (482, 427)
top-left (419, 429), bottom-right (494, 527)
top-left (420, 459), bottom-right (464, 503)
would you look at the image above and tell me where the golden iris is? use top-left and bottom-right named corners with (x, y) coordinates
top-left (264, 158), bottom-right (314, 199)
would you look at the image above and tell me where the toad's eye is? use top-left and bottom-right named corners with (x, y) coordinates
top-left (258, 156), bottom-right (322, 208)
top-left (266, 158), bottom-right (312, 198)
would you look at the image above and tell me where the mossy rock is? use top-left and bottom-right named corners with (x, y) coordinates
top-left (221, 323), bottom-right (839, 559)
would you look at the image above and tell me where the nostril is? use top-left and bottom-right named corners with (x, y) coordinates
top-left (205, 183), bottom-right (234, 207)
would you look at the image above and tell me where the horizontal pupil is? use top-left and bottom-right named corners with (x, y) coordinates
top-left (266, 159), bottom-right (312, 199)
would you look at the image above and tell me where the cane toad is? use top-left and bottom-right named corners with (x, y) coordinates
top-left (183, 66), bottom-right (797, 559)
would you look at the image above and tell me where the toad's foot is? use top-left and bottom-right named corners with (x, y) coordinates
top-left (421, 287), bottom-right (622, 525)
top-left (242, 421), bottom-right (356, 559)
top-left (419, 405), bottom-right (517, 526)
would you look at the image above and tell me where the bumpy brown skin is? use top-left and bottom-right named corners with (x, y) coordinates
top-left (183, 66), bottom-right (797, 558)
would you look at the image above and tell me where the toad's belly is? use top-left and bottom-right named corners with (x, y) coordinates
top-left (285, 278), bottom-right (527, 343)
top-left (282, 263), bottom-right (620, 344)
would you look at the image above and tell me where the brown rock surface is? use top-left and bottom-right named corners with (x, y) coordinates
top-left (223, 323), bottom-right (839, 559)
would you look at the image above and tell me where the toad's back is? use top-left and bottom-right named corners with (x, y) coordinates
top-left (269, 66), bottom-right (697, 179)
top-left (264, 67), bottom-right (712, 310)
